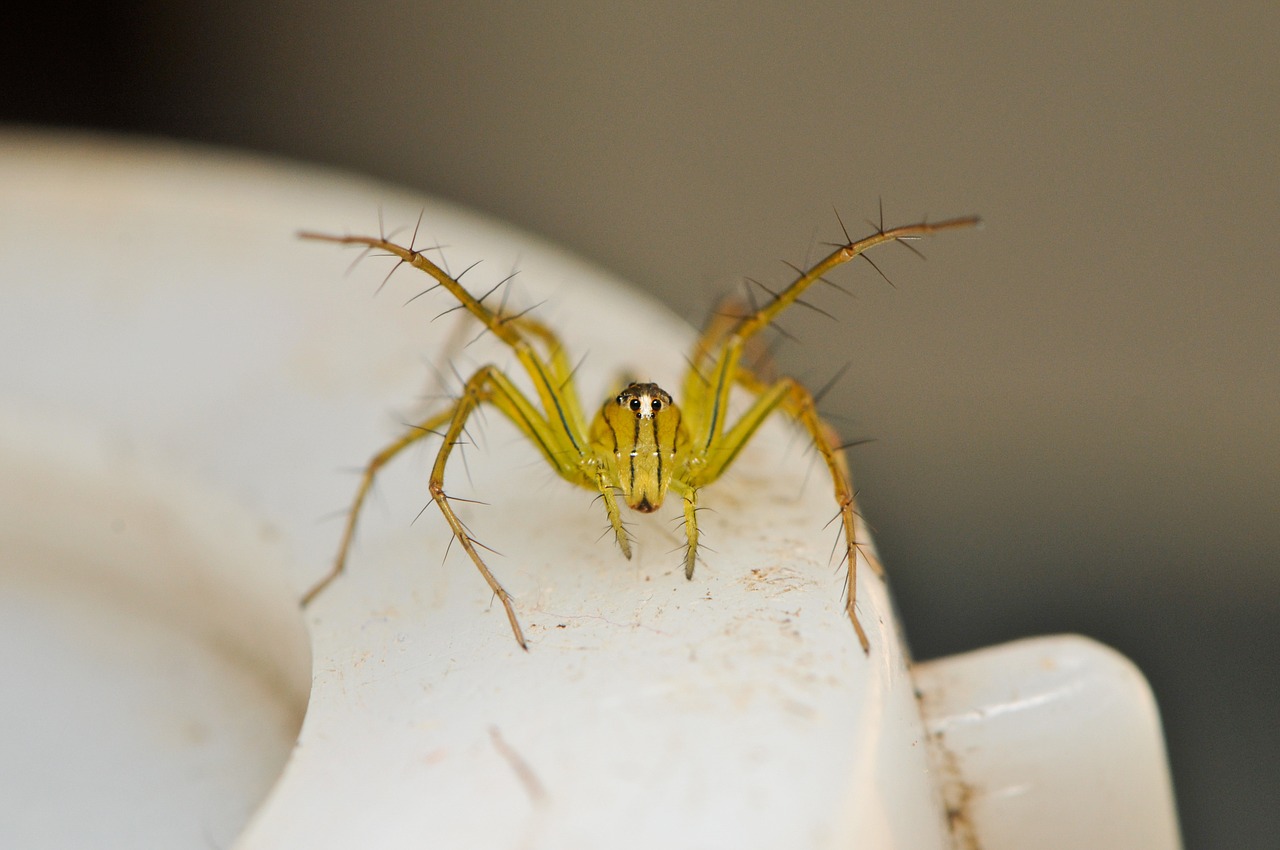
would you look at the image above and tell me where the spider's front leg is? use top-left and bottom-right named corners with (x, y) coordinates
top-left (694, 374), bottom-right (874, 653)
top-left (430, 363), bottom-right (643, 649)
top-left (680, 213), bottom-right (977, 653)
top-left (427, 363), bottom-right (567, 650)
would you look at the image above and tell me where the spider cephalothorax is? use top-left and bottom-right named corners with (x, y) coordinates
top-left (300, 211), bottom-right (978, 653)
top-left (593, 382), bottom-right (684, 514)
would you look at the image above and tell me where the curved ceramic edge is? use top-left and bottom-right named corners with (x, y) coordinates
top-left (0, 408), bottom-right (311, 849)
top-left (912, 634), bottom-right (1183, 850)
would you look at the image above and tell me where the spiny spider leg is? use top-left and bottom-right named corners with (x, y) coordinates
top-left (691, 372), bottom-right (871, 651)
top-left (299, 232), bottom-right (632, 647)
top-left (298, 232), bottom-right (592, 444)
top-left (677, 215), bottom-right (979, 652)
top-left (427, 365), bottom-right (565, 650)
top-left (300, 404), bottom-right (453, 607)
top-left (302, 212), bottom-right (977, 653)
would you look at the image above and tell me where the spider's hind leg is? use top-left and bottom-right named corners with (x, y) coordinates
top-left (301, 405), bottom-right (456, 607)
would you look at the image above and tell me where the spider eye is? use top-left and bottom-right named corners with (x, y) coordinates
top-left (651, 399), bottom-right (662, 411)
top-left (629, 397), bottom-right (642, 411)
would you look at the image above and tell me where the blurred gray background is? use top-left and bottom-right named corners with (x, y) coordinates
top-left (5, 2), bottom-right (1276, 846)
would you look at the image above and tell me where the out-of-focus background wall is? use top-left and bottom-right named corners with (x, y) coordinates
top-left (5, 2), bottom-right (1275, 846)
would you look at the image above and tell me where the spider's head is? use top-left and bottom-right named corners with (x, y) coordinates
top-left (600, 382), bottom-right (683, 512)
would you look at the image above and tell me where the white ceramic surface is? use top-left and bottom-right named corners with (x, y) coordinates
top-left (0, 133), bottom-right (941, 849)
top-left (0, 132), bottom-right (1180, 850)
top-left (915, 635), bottom-right (1183, 850)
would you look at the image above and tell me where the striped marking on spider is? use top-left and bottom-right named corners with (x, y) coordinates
top-left (299, 210), bottom-right (978, 652)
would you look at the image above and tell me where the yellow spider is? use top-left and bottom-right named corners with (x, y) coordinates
top-left (299, 211), bottom-right (977, 652)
